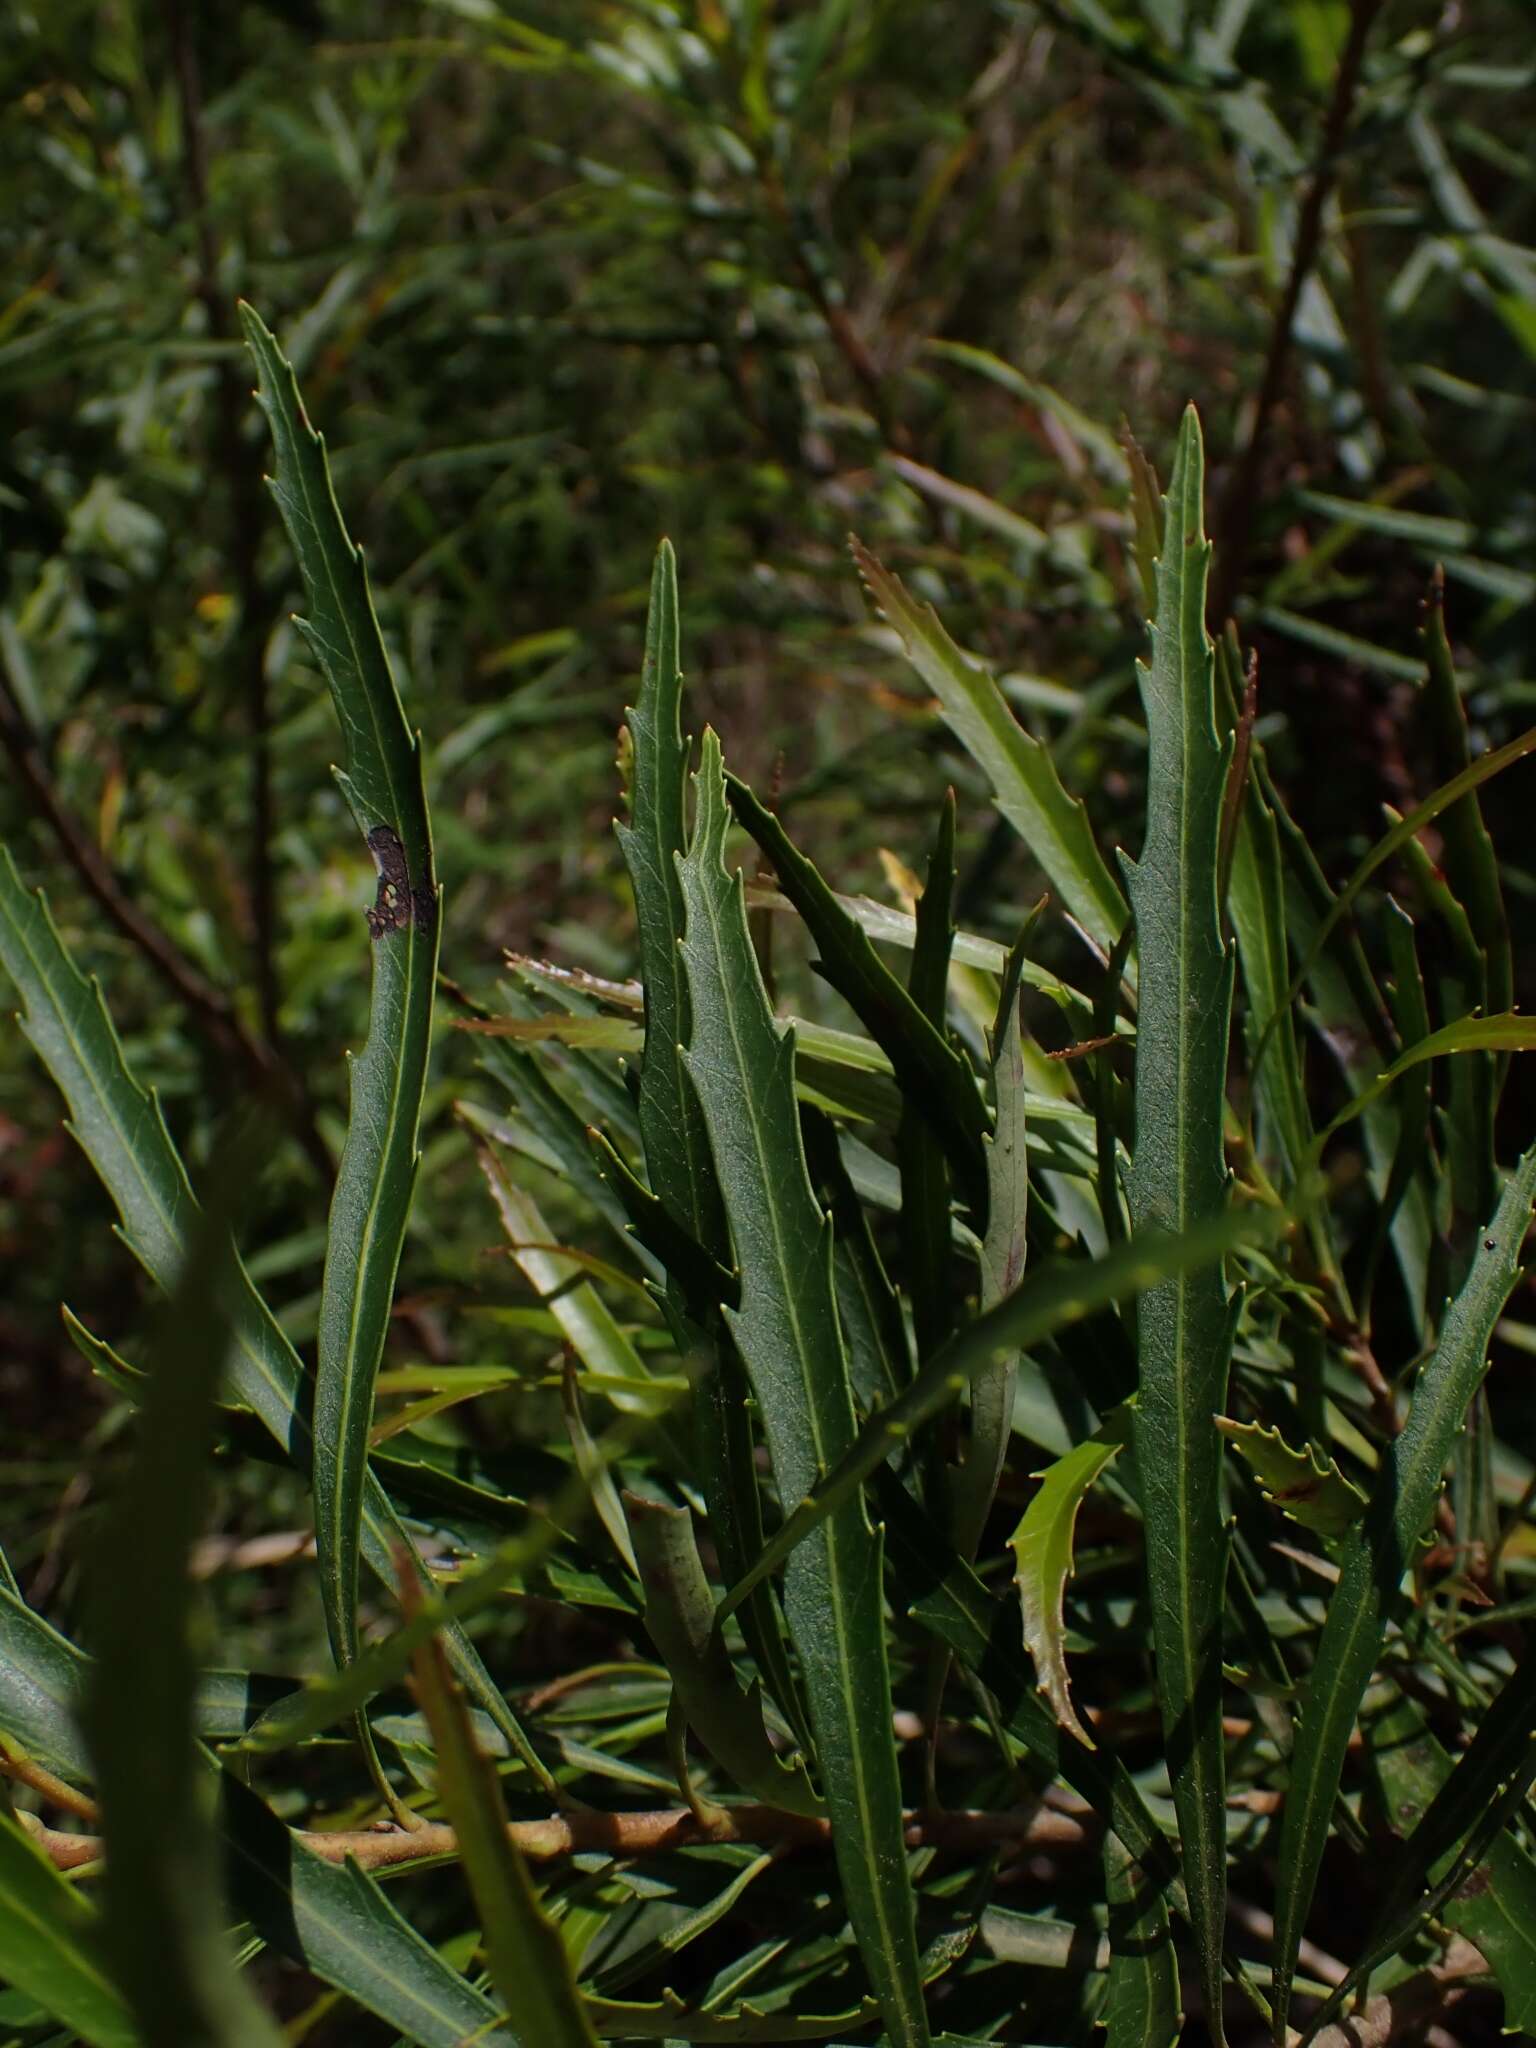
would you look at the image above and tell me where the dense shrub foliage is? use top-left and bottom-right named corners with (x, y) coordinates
top-left (1, 6), bottom-right (1535, 2046)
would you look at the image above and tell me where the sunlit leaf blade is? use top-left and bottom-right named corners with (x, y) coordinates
top-left (402, 1573), bottom-right (600, 2048)
top-left (1103, 1829), bottom-right (1181, 2048)
top-left (0, 1813), bottom-right (140, 2048)
top-left (1321, 1012), bottom-right (1536, 1140)
top-left (82, 1143), bottom-right (282, 2048)
top-left (677, 729), bottom-right (930, 2048)
top-left (216, 1771), bottom-right (517, 2047)
top-left (241, 306), bottom-right (442, 1736)
top-left (628, 1496), bottom-right (822, 1817)
top-left (0, 848), bottom-right (546, 1789)
top-left (1120, 405), bottom-right (1234, 2037)
top-left (724, 770), bottom-right (987, 1211)
top-left (1271, 1145), bottom-right (1536, 2040)
top-left (1010, 1427), bottom-right (1124, 1749)
top-left (850, 537), bottom-right (1129, 961)
top-left (1215, 1418), bottom-right (1366, 1537)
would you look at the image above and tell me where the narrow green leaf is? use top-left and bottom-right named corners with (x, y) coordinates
top-left (1271, 1146), bottom-right (1536, 2040)
top-left (954, 913), bottom-right (1037, 1561)
top-left (627, 1496), bottom-right (822, 1817)
top-left (403, 1576), bottom-right (600, 2048)
top-left (612, 545), bottom-right (797, 1735)
top-left (1215, 1418), bottom-right (1366, 1537)
top-left (1255, 721), bottom-right (1536, 1085)
top-left (81, 1140), bottom-right (283, 2048)
top-left (879, 1474), bottom-right (1181, 1905)
top-left (0, 1582), bottom-right (92, 1785)
top-left (900, 791), bottom-right (958, 1359)
top-left (0, 1814), bottom-right (140, 2048)
top-left (1120, 406), bottom-right (1234, 2034)
top-left (724, 770), bottom-right (987, 1211)
top-left (719, 1199), bottom-right (1283, 1626)
top-left (216, 1771), bottom-right (517, 2047)
top-left (1419, 570), bottom-right (1512, 1019)
top-left (1319, 1012), bottom-right (1536, 1143)
top-left (614, 538), bottom-right (728, 1264)
top-left (677, 729), bottom-right (930, 2048)
top-left (850, 538), bottom-right (1129, 960)
top-left (1009, 1429), bottom-right (1125, 1749)
top-left (241, 306), bottom-right (442, 1749)
top-left (1103, 1829), bottom-right (1182, 2048)
top-left (0, 848), bottom-right (547, 1789)
top-left (1308, 1679), bottom-right (1536, 2040)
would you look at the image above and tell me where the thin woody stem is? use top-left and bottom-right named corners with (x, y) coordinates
top-left (25, 1800), bottom-right (1087, 1876)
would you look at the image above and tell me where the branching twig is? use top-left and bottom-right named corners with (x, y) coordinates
top-left (1209, 0), bottom-right (1386, 627)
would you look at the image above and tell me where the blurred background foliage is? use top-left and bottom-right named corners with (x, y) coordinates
top-left (1, 0), bottom-right (1533, 1628)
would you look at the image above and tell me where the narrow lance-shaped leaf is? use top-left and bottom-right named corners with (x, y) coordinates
top-left (216, 1770), bottom-right (518, 2048)
top-left (614, 544), bottom-right (793, 1734)
top-left (241, 307), bottom-right (441, 1740)
top-left (401, 1568), bottom-right (600, 2048)
top-left (724, 770), bottom-right (988, 1212)
top-left (677, 729), bottom-right (931, 2048)
top-left (955, 913), bottom-right (1037, 1561)
top-left (899, 792), bottom-right (959, 1362)
top-left (718, 1198), bottom-right (1283, 1626)
top-left (82, 1136), bottom-right (283, 2048)
top-left (0, 1813), bottom-right (140, 2048)
top-left (1103, 1828), bottom-right (1182, 2048)
top-left (0, 848), bottom-right (549, 1790)
top-left (1010, 1425), bottom-right (1125, 1750)
top-left (1119, 406), bottom-right (1235, 2036)
top-left (627, 1495), bottom-right (822, 1817)
top-left (850, 537), bottom-right (1129, 961)
top-left (1271, 1145), bottom-right (1536, 2041)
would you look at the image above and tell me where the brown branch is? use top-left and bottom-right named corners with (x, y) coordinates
top-left (1208, 0), bottom-right (1386, 627)
top-left (0, 1749), bottom-right (99, 1825)
top-left (28, 1800), bottom-right (1087, 1877)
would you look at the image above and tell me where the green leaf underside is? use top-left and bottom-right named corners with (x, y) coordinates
top-left (0, 1815), bottom-right (140, 2048)
top-left (241, 306), bottom-right (443, 1706)
top-left (677, 730), bottom-right (930, 2048)
top-left (406, 1594), bottom-right (599, 2047)
top-left (1271, 1146), bottom-right (1536, 2038)
top-left (849, 538), bottom-right (1129, 960)
top-left (1215, 1418), bottom-right (1366, 1537)
top-left (1121, 406), bottom-right (1234, 2036)
top-left (0, 850), bottom-right (543, 1786)
top-left (1010, 1432), bottom-right (1124, 1749)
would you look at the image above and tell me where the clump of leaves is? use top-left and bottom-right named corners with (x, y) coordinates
top-left (2, 314), bottom-right (1535, 2048)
